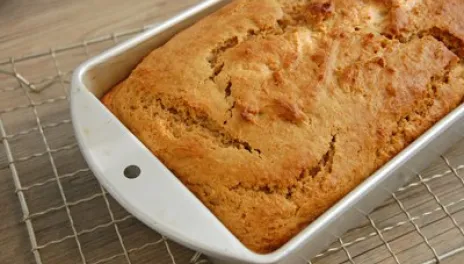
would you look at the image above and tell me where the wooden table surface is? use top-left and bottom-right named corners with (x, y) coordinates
top-left (1, 1), bottom-right (464, 264)
top-left (0, 0), bottom-right (202, 59)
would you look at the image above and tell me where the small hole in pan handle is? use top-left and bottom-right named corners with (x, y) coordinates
top-left (124, 165), bottom-right (141, 179)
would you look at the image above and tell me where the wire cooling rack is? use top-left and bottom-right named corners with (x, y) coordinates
top-left (1, 24), bottom-right (464, 264)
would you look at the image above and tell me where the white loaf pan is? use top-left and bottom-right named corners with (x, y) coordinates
top-left (70, 0), bottom-right (464, 263)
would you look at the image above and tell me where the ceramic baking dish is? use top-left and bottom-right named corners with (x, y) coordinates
top-left (70, 0), bottom-right (464, 263)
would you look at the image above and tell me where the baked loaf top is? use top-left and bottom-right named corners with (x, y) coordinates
top-left (102, 0), bottom-right (464, 253)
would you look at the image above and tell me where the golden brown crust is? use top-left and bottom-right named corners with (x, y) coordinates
top-left (102, 0), bottom-right (464, 253)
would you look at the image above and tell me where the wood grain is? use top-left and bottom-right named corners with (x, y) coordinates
top-left (1, 1), bottom-right (464, 264)
top-left (0, 0), bottom-right (202, 59)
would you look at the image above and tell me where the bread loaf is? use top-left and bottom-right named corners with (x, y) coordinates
top-left (102, 0), bottom-right (464, 253)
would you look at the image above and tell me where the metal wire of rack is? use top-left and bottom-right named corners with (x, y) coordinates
top-left (0, 24), bottom-right (464, 264)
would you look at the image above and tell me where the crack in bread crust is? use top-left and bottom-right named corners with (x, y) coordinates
top-left (154, 95), bottom-right (262, 155)
top-left (300, 134), bottom-right (337, 179)
top-left (376, 52), bottom-right (458, 161)
top-left (229, 133), bottom-right (337, 197)
top-left (384, 28), bottom-right (464, 59)
top-left (422, 28), bottom-right (464, 59)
